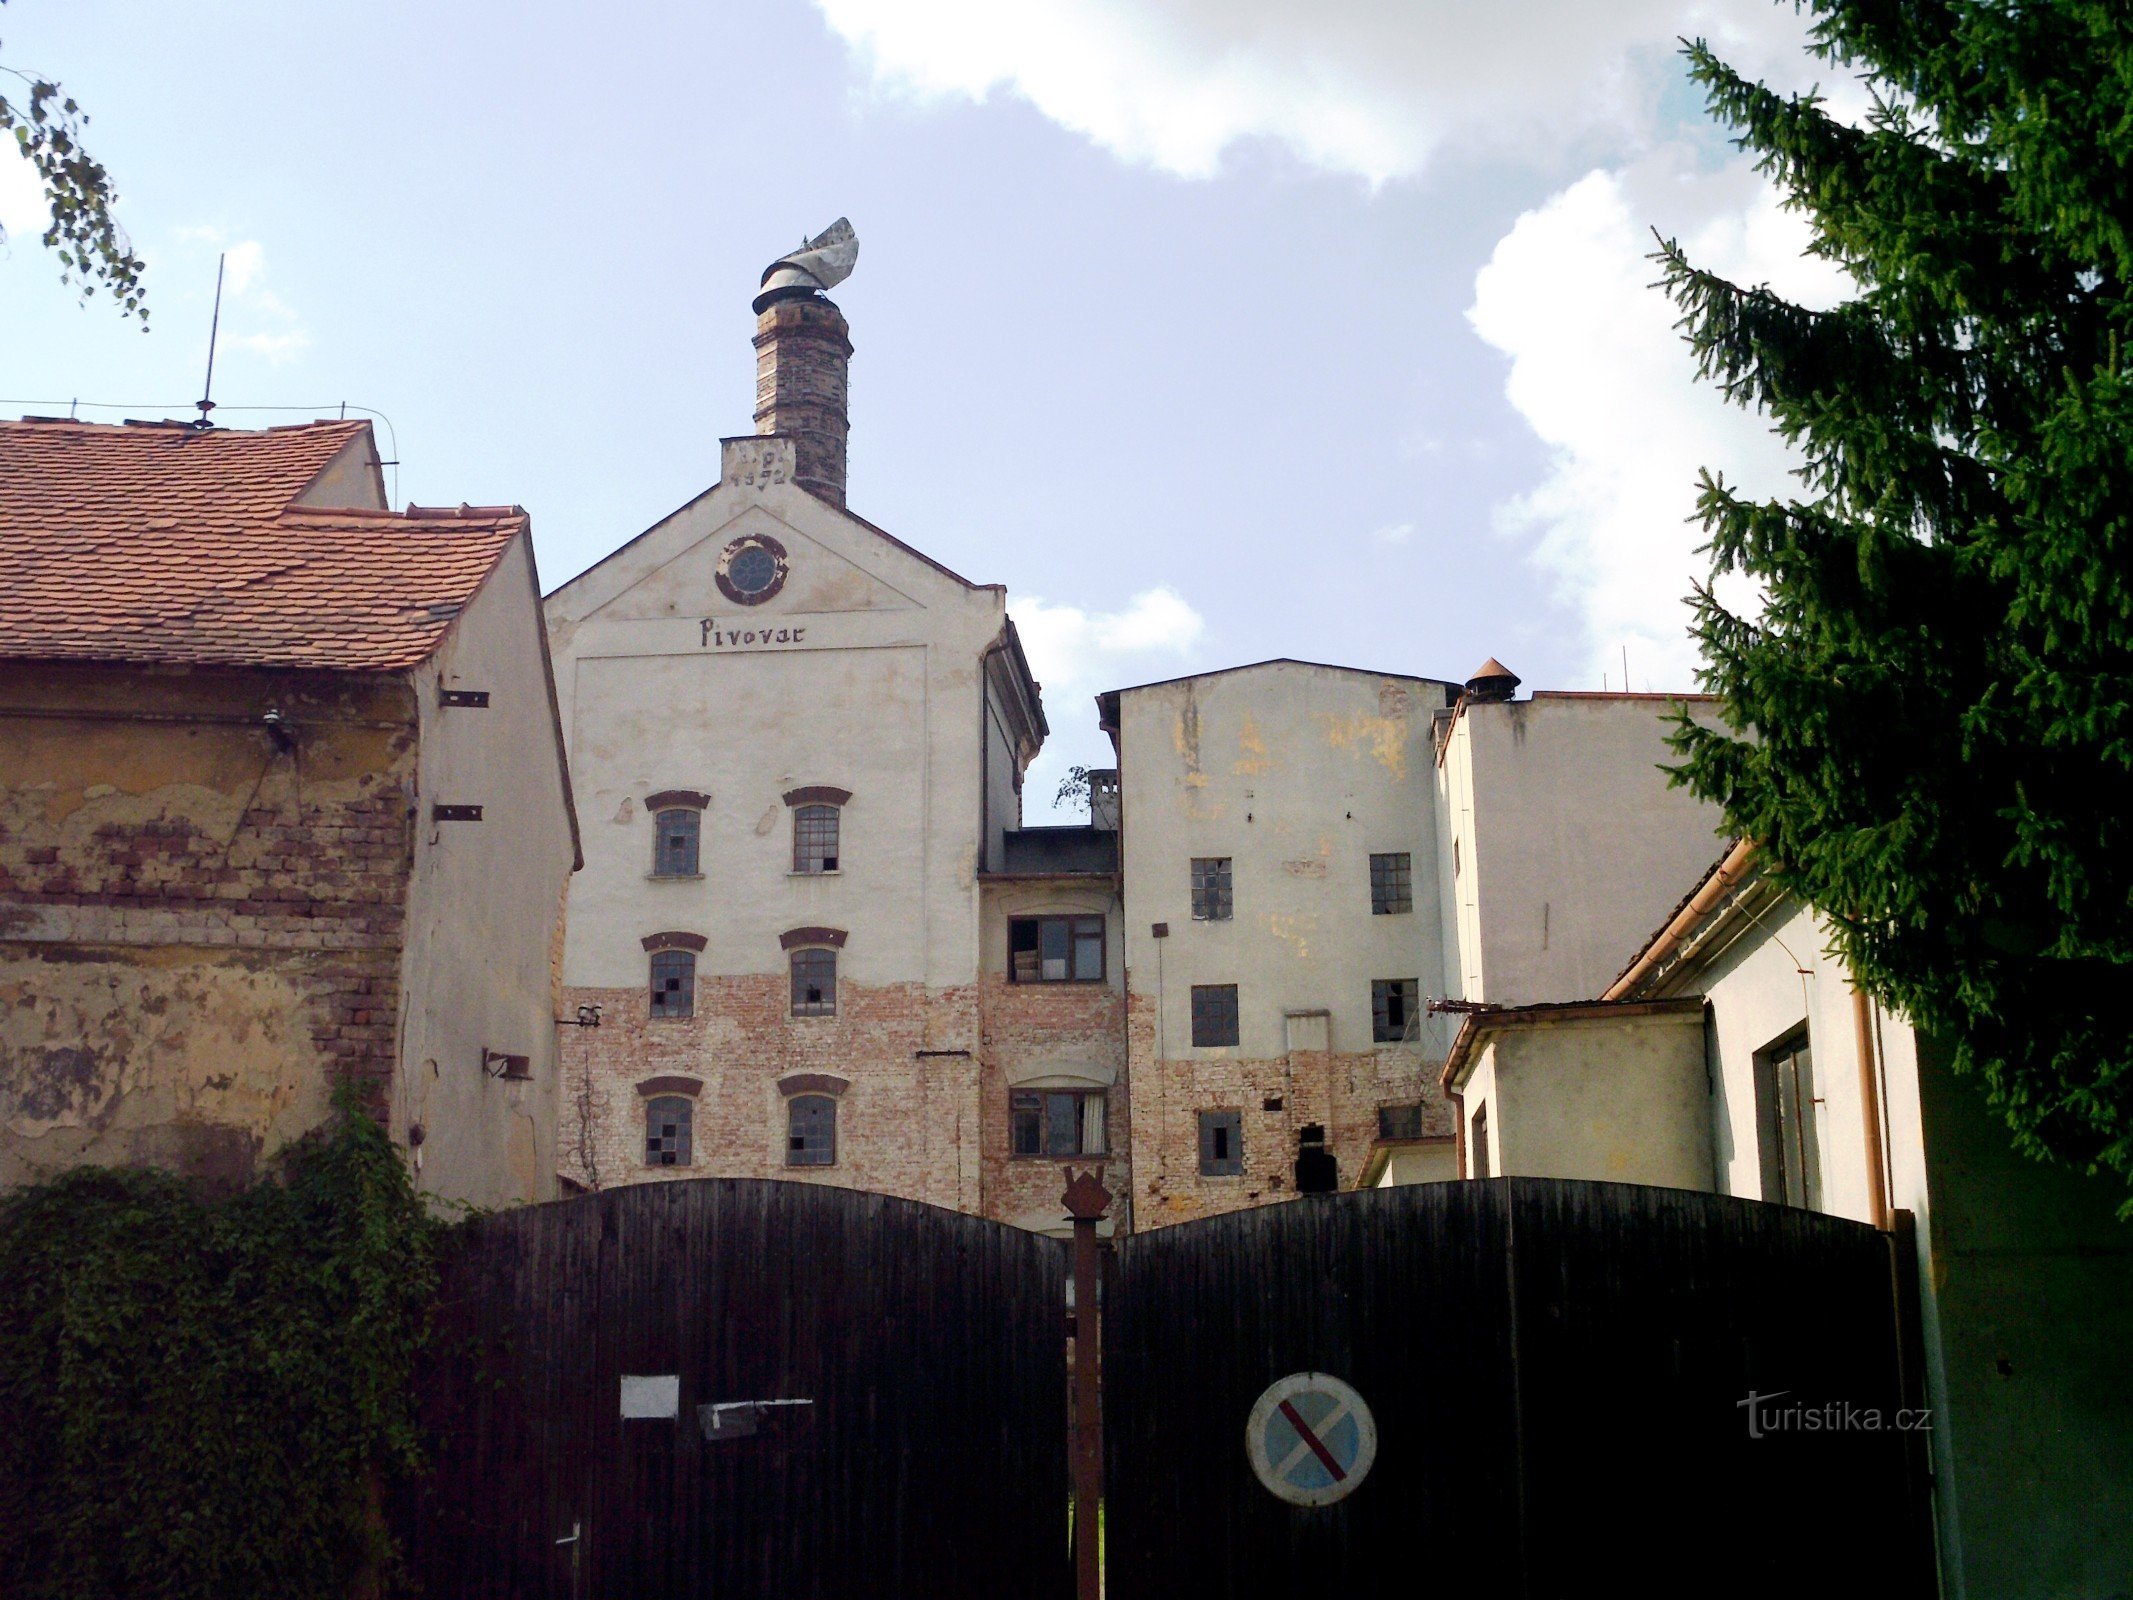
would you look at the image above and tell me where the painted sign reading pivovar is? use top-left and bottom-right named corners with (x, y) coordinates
top-left (1245, 1372), bottom-right (1377, 1506)
top-left (619, 1374), bottom-right (680, 1420)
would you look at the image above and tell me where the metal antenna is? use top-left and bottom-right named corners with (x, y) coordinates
top-left (195, 253), bottom-right (226, 429)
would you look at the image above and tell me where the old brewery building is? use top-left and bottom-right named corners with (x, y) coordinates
top-left (548, 224), bottom-right (1727, 1233)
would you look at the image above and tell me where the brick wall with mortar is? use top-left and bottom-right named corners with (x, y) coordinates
top-left (753, 297), bottom-right (852, 507)
top-left (975, 973), bottom-right (1130, 1234)
top-left (1122, 982), bottom-right (1452, 1228)
top-left (0, 666), bottom-right (418, 1187)
top-left (560, 975), bottom-right (985, 1210)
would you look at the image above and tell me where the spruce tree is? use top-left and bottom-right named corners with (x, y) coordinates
top-left (1661, 1), bottom-right (2133, 1209)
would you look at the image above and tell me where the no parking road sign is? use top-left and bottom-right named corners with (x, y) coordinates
top-left (1245, 1372), bottom-right (1377, 1507)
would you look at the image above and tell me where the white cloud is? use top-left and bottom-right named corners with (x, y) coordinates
top-left (1467, 150), bottom-right (1852, 689)
top-left (179, 231), bottom-right (312, 365)
top-left (1013, 585), bottom-right (1208, 821)
top-left (1016, 584), bottom-right (1207, 694)
top-left (815, 0), bottom-right (1820, 182)
top-left (1371, 522), bottom-right (1414, 546)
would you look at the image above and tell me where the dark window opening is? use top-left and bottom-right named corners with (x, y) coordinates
top-left (787, 1094), bottom-right (837, 1166)
top-left (793, 803), bottom-right (841, 874)
top-left (1010, 1089), bottom-right (1106, 1156)
top-left (1198, 1109), bottom-right (1243, 1176)
top-left (1471, 1106), bottom-right (1491, 1179)
top-left (1191, 984), bottom-right (1240, 1048)
top-left (652, 808), bottom-right (701, 877)
top-left (1754, 1029), bottom-right (1821, 1210)
top-left (1371, 978), bottom-right (1419, 1043)
top-left (1370, 852), bottom-right (1413, 914)
top-left (1378, 1102), bottom-right (1425, 1141)
top-left (1190, 857), bottom-right (1233, 921)
top-left (1009, 915), bottom-right (1105, 983)
top-left (1294, 1123), bottom-right (1338, 1193)
top-left (645, 1095), bottom-right (693, 1166)
top-left (790, 947), bottom-right (837, 1017)
top-left (649, 950), bottom-right (695, 1019)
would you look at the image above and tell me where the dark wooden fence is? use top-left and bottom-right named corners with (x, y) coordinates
top-left (1103, 1179), bottom-right (1935, 1600)
top-left (400, 1179), bottom-right (1071, 1600)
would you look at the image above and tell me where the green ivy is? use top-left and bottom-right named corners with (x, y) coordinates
top-left (0, 1099), bottom-right (445, 1599)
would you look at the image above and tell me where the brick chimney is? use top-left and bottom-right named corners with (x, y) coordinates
top-left (752, 292), bottom-right (852, 507)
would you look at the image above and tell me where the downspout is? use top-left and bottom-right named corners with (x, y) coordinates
top-left (1851, 975), bottom-right (1891, 1229)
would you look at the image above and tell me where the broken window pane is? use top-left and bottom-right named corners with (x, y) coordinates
top-left (1371, 978), bottom-right (1418, 1043)
top-left (652, 808), bottom-right (701, 877)
top-left (790, 947), bottom-right (837, 1016)
top-left (1198, 1109), bottom-right (1243, 1175)
top-left (649, 950), bottom-right (695, 1019)
top-left (1191, 857), bottom-right (1233, 920)
top-left (793, 804), bottom-right (841, 874)
top-left (787, 1094), bottom-right (837, 1166)
top-left (1370, 852), bottom-right (1413, 915)
top-left (645, 1095), bottom-right (693, 1165)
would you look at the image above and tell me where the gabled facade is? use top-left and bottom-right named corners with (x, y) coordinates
top-left (543, 254), bottom-right (1133, 1226)
top-left (0, 417), bottom-right (580, 1205)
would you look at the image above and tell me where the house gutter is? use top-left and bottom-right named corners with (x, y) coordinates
top-left (1601, 837), bottom-right (1760, 1000)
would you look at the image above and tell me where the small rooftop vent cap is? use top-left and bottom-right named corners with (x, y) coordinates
top-left (1464, 657), bottom-right (1522, 703)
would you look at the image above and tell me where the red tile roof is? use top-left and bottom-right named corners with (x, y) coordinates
top-left (0, 418), bottom-right (524, 671)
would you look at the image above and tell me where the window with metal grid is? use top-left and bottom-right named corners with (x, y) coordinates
top-left (792, 803), bottom-right (841, 874)
top-left (787, 1094), bottom-right (837, 1166)
top-left (1008, 915), bottom-right (1104, 982)
top-left (645, 1095), bottom-right (693, 1166)
top-left (1190, 856), bottom-right (1233, 920)
top-left (651, 808), bottom-right (701, 877)
top-left (1198, 1109), bottom-right (1243, 1175)
top-left (648, 950), bottom-right (695, 1019)
top-left (790, 947), bottom-right (837, 1016)
top-left (1190, 983), bottom-right (1240, 1048)
top-left (1371, 978), bottom-right (1418, 1043)
top-left (1369, 851), bottom-right (1413, 914)
top-left (1009, 1089), bottom-right (1106, 1156)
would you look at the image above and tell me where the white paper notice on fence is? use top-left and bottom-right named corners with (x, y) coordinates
top-left (619, 1374), bottom-right (680, 1419)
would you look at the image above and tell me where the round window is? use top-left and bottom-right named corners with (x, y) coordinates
top-left (714, 533), bottom-right (789, 606)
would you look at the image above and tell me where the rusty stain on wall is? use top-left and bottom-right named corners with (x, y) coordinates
top-left (1232, 715), bottom-right (1276, 777)
top-left (1315, 706), bottom-right (1410, 779)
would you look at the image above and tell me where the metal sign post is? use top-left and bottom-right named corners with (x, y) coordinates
top-left (1062, 1168), bottom-right (1111, 1600)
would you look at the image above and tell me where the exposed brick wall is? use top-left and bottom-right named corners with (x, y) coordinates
top-left (560, 975), bottom-right (984, 1211)
top-left (1122, 976), bottom-right (1452, 1229)
top-left (0, 667), bottom-right (418, 1185)
top-left (976, 974), bottom-right (1131, 1233)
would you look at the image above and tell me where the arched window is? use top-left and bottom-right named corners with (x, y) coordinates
top-left (645, 1096), bottom-right (693, 1166)
top-left (652, 809), bottom-right (700, 877)
top-left (790, 947), bottom-right (836, 1017)
top-left (649, 949), bottom-right (696, 1019)
top-left (792, 804), bottom-right (840, 874)
top-left (787, 1095), bottom-right (837, 1166)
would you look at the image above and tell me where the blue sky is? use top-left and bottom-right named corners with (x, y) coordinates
top-left (2, 0), bottom-right (1856, 814)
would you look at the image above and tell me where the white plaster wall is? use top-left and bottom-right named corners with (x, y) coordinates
top-left (547, 445), bottom-right (1010, 995)
top-left (1374, 1141), bottom-right (1456, 1186)
top-left (1444, 695), bottom-right (1731, 1005)
top-left (1692, 897), bottom-right (1893, 1225)
top-left (1474, 1013), bottom-right (1713, 1189)
top-left (397, 533), bottom-right (578, 1207)
top-left (1114, 664), bottom-right (1457, 1059)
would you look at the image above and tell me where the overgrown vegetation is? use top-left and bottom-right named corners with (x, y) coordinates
top-left (1662, 2), bottom-right (2133, 1209)
top-left (0, 1100), bottom-right (445, 1598)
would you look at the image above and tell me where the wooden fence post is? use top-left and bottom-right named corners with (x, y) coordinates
top-left (1063, 1169), bottom-right (1112, 1600)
